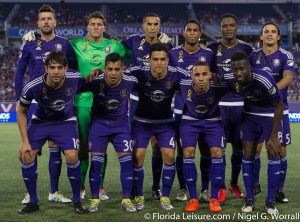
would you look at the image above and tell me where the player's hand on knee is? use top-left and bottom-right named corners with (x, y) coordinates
top-left (158, 33), bottom-right (171, 44)
top-left (266, 137), bottom-right (281, 156)
top-left (22, 31), bottom-right (41, 42)
top-left (18, 142), bottom-right (32, 162)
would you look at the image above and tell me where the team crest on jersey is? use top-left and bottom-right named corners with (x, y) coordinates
top-left (207, 96), bottom-right (215, 104)
top-left (36, 40), bottom-right (42, 50)
top-left (235, 83), bottom-right (240, 93)
top-left (199, 56), bottom-right (206, 62)
top-left (187, 89), bottom-right (192, 101)
top-left (178, 51), bottom-right (184, 62)
top-left (104, 46), bottom-right (111, 53)
top-left (41, 87), bottom-right (48, 98)
top-left (273, 59), bottom-right (280, 67)
top-left (65, 88), bottom-right (73, 96)
top-left (120, 89), bottom-right (128, 97)
top-left (55, 43), bottom-right (62, 51)
top-left (165, 81), bottom-right (173, 89)
top-left (287, 59), bottom-right (294, 67)
top-left (216, 45), bottom-right (222, 56)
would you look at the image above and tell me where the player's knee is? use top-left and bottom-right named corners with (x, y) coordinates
top-left (280, 146), bottom-right (287, 157)
top-left (183, 148), bottom-right (195, 158)
top-left (48, 140), bottom-right (58, 148)
top-left (21, 153), bottom-right (36, 164)
top-left (210, 147), bottom-right (223, 158)
top-left (255, 143), bottom-right (263, 156)
top-left (267, 149), bottom-right (280, 159)
top-left (65, 151), bottom-right (79, 164)
top-left (162, 150), bottom-right (175, 164)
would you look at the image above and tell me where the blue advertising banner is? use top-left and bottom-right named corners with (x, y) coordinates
top-left (0, 112), bottom-right (17, 123)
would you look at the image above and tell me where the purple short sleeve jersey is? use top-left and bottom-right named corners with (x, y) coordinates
top-left (20, 69), bottom-right (84, 122)
top-left (249, 48), bottom-right (295, 110)
top-left (81, 73), bottom-right (137, 120)
top-left (207, 40), bottom-right (253, 104)
top-left (130, 65), bottom-right (189, 122)
top-left (122, 34), bottom-right (173, 66)
top-left (16, 36), bottom-right (75, 100)
top-left (179, 79), bottom-right (228, 120)
top-left (225, 68), bottom-right (282, 115)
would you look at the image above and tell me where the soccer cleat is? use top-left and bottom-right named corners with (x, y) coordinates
top-left (18, 202), bottom-right (39, 214)
top-left (209, 199), bottom-right (222, 212)
top-left (48, 192), bottom-right (72, 203)
top-left (253, 184), bottom-right (262, 196)
top-left (218, 188), bottom-right (227, 203)
top-left (99, 189), bottom-right (109, 201)
top-left (241, 199), bottom-right (255, 213)
top-left (135, 196), bottom-right (145, 211)
top-left (152, 188), bottom-right (162, 200)
top-left (73, 201), bottom-right (89, 214)
top-left (229, 184), bottom-right (244, 199)
top-left (21, 193), bottom-right (30, 204)
top-left (160, 197), bottom-right (174, 211)
top-left (199, 190), bottom-right (210, 203)
top-left (88, 199), bottom-right (101, 213)
top-left (265, 201), bottom-right (279, 215)
top-left (121, 198), bottom-right (137, 213)
top-left (176, 189), bottom-right (188, 201)
top-left (80, 188), bottom-right (86, 200)
top-left (184, 199), bottom-right (199, 212)
top-left (275, 191), bottom-right (288, 203)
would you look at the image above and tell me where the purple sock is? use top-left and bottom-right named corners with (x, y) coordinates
top-left (277, 156), bottom-right (287, 192)
top-left (231, 148), bottom-right (243, 185)
top-left (176, 154), bottom-right (186, 190)
top-left (161, 164), bottom-right (175, 197)
top-left (67, 160), bottom-right (81, 202)
top-left (242, 157), bottom-right (254, 200)
top-left (253, 155), bottom-right (261, 187)
top-left (48, 148), bottom-right (62, 194)
top-left (119, 155), bottom-right (133, 198)
top-left (133, 166), bottom-right (144, 196)
top-left (266, 158), bottom-right (281, 202)
top-left (210, 157), bottom-right (224, 199)
top-left (200, 155), bottom-right (211, 192)
top-left (89, 155), bottom-right (104, 199)
top-left (22, 161), bottom-right (38, 204)
top-left (152, 152), bottom-right (163, 190)
top-left (183, 157), bottom-right (197, 199)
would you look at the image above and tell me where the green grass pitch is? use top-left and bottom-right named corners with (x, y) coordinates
top-left (0, 123), bottom-right (299, 222)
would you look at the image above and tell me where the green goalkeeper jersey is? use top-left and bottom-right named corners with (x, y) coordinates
top-left (71, 37), bottom-right (126, 107)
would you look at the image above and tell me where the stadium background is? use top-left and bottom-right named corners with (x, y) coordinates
top-left (0, 1), bottom-right (299, 221)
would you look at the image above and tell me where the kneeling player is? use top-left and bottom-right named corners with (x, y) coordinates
top-left (81, 53), bottom-right (137, 213)
top-left (17, 51), bottom-right (88, 214)
top-left (179, 61), bottom-right (227, 213)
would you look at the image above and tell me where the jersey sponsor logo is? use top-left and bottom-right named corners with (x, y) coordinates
top-left (55, 43), bottom-right (62, 51)
top-left (106, 99), bottom-right (120, 110)
top-left (217, 59), bottom-right (231, 72)
top-left (273, 59), bottom-right (280, 67)
top-left (287, 59), bottom-right (294, 67)
top-left (42, 52), bottom-right (51, 62)
top-left (51, 99), bottom-right (66, 111)
top-left (90, 54), bottom-right (102, 66)
top-left (65, 88), bottom-right (73, 96)
top-left (195, 105), bottom-right (208, 114)
top-left (104, 46), bottom-right (111, 53)
top-left (165, 81), bottom-right (173, 89)
top-left (120, 89), bottom-right (128, 97)
top-left (150, 90), bottom-right (165, 102)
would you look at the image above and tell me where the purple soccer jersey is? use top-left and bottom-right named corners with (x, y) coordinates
top-left (20, 70), bottom-right (84, 122)
top-left (169, 45), bottom-right (214, 114)
top-left (80, 73), bottom-right (137, 120)
top-left (250, 48), bottom-right (294, 145)
top-left (225, 68), bottom-right (282, 142)
top-left (81, 73), bottom-right (137, 153)
top-left (179, 79), bottom-right (228, 149)
top-left (16, 36), bottom-right (76, 100)
top-left (122, 34), bottom-right (173, 66)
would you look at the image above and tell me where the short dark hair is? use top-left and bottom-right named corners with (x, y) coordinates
top-left (231, 51), bottom-right (250, 63)
top-left (45, 51), bottom-right (68, 67)
top-left (184, 19), bottom-right (201, 32)
top-left (87, 11), bottom-right (106, 26)
top-left (149, 42), bottom-right (169, 58)
top-left (219, 13), bottom-right (238, 25)
top-left (143, 12), bottom-right (160, 23)
top-left (260, 21), bottom-right (281, 46)
top-left (38, 5), bottom-right (56, 19)
top-left (193, 61), bottom-right (209, 69)
top-left (105, 53), bottom-right (123, 66)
